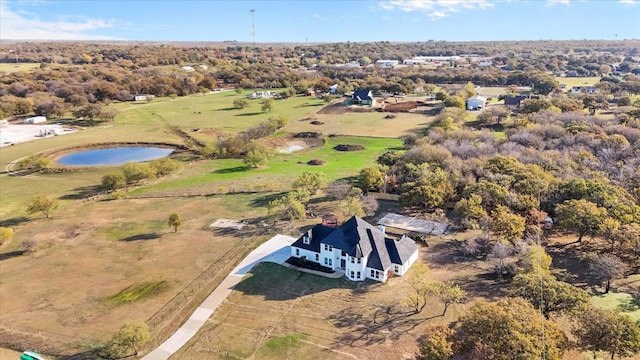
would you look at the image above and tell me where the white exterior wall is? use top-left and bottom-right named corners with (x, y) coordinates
top-left (365, 267), bottom-right (388, 282)
top-left (24, 116), bottom-right (46, 124)
top-left (291, 246), bottom-right (321, 264)
top-left (345, 255), bottom-right (367, 281)
top-left (319, 245), bottom-right (337, 269)
top-left (392, 249), bottom-right (419, 276)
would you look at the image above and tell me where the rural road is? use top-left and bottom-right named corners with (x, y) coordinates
top-left (141, 234), bottom-right (296, 360)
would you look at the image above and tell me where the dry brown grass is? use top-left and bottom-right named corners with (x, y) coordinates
top-left (0, 195), bottom-right (270, 355)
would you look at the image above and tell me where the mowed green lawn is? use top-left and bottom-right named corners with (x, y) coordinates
top-left (0, 62), bottom-right (41, 73)
top-left (130, 135), bottom-right (402, 196)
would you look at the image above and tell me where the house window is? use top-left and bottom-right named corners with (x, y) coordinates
top-left (357, 271), bottom-right (361, 279)
top-left (295, 249), bottom-right (300, 256)
top-left (350, 271), bottom-right (354, 278)
top-left (341, 250), bottom-right (346, 257)
top-left (350, 257), bottom-right (355, 264)
top-left (395, 265), bottom-right (400, 273)
top-left (324, 258), bottom-right (332, 266)
top-left (324, 244), bottom-right (333, 251)
top-left (315, 254), bottom-right (319, 262)
top-left (357, 258), bottom-right (362, 264)
top-left (303, 235), bottom-right (310, 245)
top-left (370, 269), bottom-right (375, 277)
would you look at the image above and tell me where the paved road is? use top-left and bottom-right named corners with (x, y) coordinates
top-left (142, 234), bottom-right (296, 360)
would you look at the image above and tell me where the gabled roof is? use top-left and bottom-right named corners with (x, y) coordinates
top-left (467, 95), bottom-right (487, 102)
top-left (290, 224), bottom-right (335, 253)
top-left (352, 89), bottom-right (373, 101)
top-left (292, 216), bottom-right (418, 271)
top-left (504, 95), bottom-right (527, 106)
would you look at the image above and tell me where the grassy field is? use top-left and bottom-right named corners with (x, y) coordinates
top-left (556, 76), bottom-right (600, 89)
top-left (0, 62), bottom-right (41, 73)
top-left (173, 234), bottom-right (478, 360)
top-left (0, 88), bottom-right (427, 356)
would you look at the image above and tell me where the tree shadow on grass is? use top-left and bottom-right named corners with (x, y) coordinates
top-left (60, 185), bottom-right (103, 200)
top-left (0, 250), bottom-right (26, 261)
top-left (618, 296), bottom-right (640, 312)
top-left (234, 112), bottom-right (263, 117)
top-left (249, 192), bottom-right (289, 208)
top-left (213, 166), bottom-right (249, 174)
top-left (0, 216), bottom-right (30, 227)
top-left (120, 233), bottom-right (162, 242)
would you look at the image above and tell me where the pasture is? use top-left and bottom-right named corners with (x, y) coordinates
top-left (555, 76), bottom-right (600, 89)
top-left (0, 89), bottom-right (422, 356)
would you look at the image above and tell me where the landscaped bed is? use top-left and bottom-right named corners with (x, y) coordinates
top-left (285, 257), bottom-right (335, 273)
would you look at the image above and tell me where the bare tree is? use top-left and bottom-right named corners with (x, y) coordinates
top-left (590, 254), bottom-right (627, 293)
top-left (487, 242), bottom-right (513, 278)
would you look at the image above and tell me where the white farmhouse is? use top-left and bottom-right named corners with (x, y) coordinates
top-left (290, 216), bottom-right (419, 282)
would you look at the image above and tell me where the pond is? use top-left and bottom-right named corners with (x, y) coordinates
top-left (57, 147), bottom-right (174, 166)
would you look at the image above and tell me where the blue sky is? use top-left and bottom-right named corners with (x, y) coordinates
top-left (1, 0), bottom-right (638, 42)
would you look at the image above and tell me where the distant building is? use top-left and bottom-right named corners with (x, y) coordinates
top-left (344, 89), bottom-right (374, 106)
top-left (466, 95), bottom-right (487, 110)
top-left (181, 66), bottom-right (195, 72)
top-left (376, 59), bottom-right (399, 67)
top-left (130, 94), bottom-right (155, 102)
top-left (403, 55), bottom-right (460, 65)
top-left (24, 116), bottom-right (46, 124)
top-left (571, 86), bottom-right (598, 94)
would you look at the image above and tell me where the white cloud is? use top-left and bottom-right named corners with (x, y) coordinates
top-left (428, 10), bottom-right (448, 19)
top-left (379, 0), bottom-right (495, 12)
top-left (312, 13), bottom-right (328, 21)
top-left (618, 0), bottom-right (638, 5)
top-left (545, 0), bottom-right (571, 7)
top-left (0, 1), bottom-right (125, 40)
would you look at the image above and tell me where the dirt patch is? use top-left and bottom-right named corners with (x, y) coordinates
top-left (318, 102), bottom-right (348, 115)
top-left (382, 101), bottom-right (423, 112)
top-left (307, 159), bottom-right (325, 166)
top-left (310, 120), bottom-right (324, 125)
top-left (333, 144), bottom-right (365, 152)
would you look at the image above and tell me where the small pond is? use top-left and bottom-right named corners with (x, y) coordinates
top-left (57, 147), bottom-right (174, 166)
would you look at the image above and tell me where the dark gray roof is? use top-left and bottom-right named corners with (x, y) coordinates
top-left (290, 224), bottom-right (335, 253)
top-left (352, 89), bottom-right (372, 101)
top-left (291, 216), bottom-right (417, 271)
top-left (386, 235), bottom-right (418, 265)
top-left (504, 96), bottom-right (527, 106)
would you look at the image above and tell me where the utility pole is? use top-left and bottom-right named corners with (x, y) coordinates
top-left (250, 9), bottom-right (256, 49)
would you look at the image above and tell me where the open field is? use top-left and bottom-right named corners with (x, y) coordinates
top-left (0, 62), bottom-right (41, 73)
top-left (555, 76), bottom-right (600, 89)
top-left (0, 90), bottom-right (424, 356)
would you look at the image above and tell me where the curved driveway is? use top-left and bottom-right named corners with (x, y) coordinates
top-left (142, 234), bottom-right (296, 360)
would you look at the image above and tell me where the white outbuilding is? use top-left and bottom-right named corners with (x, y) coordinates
top-left (466, 96), bottom-right (487, 110)
top-left (24, 116), bottom-right (47, 124)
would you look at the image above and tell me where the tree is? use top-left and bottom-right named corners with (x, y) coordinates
top-left (292, 171), bottom-right (327, 194)
top-left (325, 180), bottom-right (352, 200)
top-left (431, 281), bottom-right (466, 316)
top-left (573, 307), bottom-right (640, 360)
top-left (556, 199), bottom-right (608, 242)
top-left (405, 263), bottom-right (431, 314)
top-left (260, 97), bottom-right (275, 113)
top-left (599, 217), bottom-right (622, 252)
top-left (102, 321), bottom-right (151, 359)
top-left (72, 103), bottom-right (102, 120)
top-left (590, 254), bottom-right (627, 293)
top-left (416, 325), bottom-right (454, 360)
top-left (122, 163), bottom-right (156, 185)
top-left (149, 157), bottom-right (179, 177)
top-left (510, 272), bottom-right (590, 318)
top-left (233, 98), bottom-right (248, 109)
top-left (98, 108), bottom-right (119, 122)
top-left (444, 95), bottom-right (465, 109)
top-left (455, 194), bottom-right (487, 228)
top-left (463, 82), bottom-right (476, 99)
top-left (25, 194), bottom-right (59, 219)
top-left (168, 212), bottom-right (182, 233)
top-left (341, 195), bottom-right (365, 218)
top-left (518, 244), bottom-right (552, 274)
top-left (455, 298), bottom-right (568, 360)
top-left (268, 191), bottom-right (307, 221)
top-left (243, 148), bottom-right (268, 168)
top-left (487, 242), bottom-right (513, 278)
top-left (490, 206), bottom-right (526, 243)
top-left (102, 173), bottom-right (127, 190)
top-left (0, 227), bottom-right (14, 245)
top-left (235, 87), bottom-right (244, 95)
top-left (359, 167), bottom-right (385, 192)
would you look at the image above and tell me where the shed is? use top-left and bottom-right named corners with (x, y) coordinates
top-left (24, 116), bottom-right (47, 124)
top-left (466, 96), bottom-right (487, 110)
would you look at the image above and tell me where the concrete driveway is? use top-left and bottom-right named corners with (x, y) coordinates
top-left (142, 234), bottom-right (296, 360)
